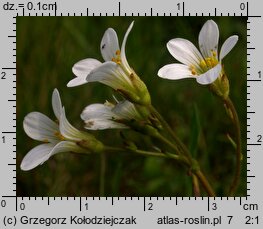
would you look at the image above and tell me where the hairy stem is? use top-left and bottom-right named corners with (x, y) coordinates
top-left (224, 97), bottom-right (242, 196)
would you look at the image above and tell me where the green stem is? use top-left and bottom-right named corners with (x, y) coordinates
top-left (105, 146), bottom-right (214, 196)
top-left (105, 146), bottom-right (178, 159)
top-left (99, 152), bottom-right (106, 196)
top-left (149, 105), bottom-right (193, 162)
top-left (154, 133), bottom-right (181, 155)
top-left (192, 174), bottom-right (200, 197)
top-left (149, 105), bottom-right (216, 196)
top-left (194, 170), bottom-right (216, 197)
top-left (224, 97), bottom-right (242, 196)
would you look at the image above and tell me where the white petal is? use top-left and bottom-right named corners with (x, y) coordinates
top-left (20, 143), bottom-right (55, 171)
top-left (69, 58), bottom-right (102, 87)
top-left (52, 89), bottom-right (62, 120)
top-left (84, 118), bottom-right (127, 130)
top-left (81, 104), bottom-right (126, 130)
top-left (100, 28), bottom-right (120, 62)
top-left (81, 103), bottom-right (116, 120)
top-left (87, 61), bottom-right (130, 90)
top-left (120, 21), bottom-right (134, 73)
top-left (59, 108), bottom-right (88, 141)
top-left (199, 20), bottom-right (219, 58)
top-left (67, 77), bottom-right (88, 87)
top-left (113, 100), bottom-right (141, 120)
top-left (167, 38), bottom-right (203, 67)
top-left (196, 63), bottom-right (222, 85)
top-left (23, 112), bottom-right (59, 142)
top-left (219, 35), bottom-right (238, 60)
top-left (49, 141), bottom-right (86, 157)
top-left (158, 64), bottom-right (195, 80)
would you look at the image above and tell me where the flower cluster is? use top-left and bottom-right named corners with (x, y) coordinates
top-left (21, 18), bottom-right (240, 197)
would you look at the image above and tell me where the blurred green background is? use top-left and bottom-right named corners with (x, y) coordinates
top-left (17, 17), bottom-right (246, 196)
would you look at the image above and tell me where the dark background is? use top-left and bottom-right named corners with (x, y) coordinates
top-left (17, 17), bottom-right (246, 196)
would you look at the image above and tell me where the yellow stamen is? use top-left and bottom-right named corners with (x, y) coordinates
top-left (206, 58), bottom-right (212, 67)
top-left (212, 50), bottom-right (217, 57)
top-left (199, 55), bottom-right (218, 72)
top-left (111, 50), bottom-right (121, 65)
top-left (189, 65), bottom-right (197, 75)
top-left (200, 60), bottom-right (207, 69)
top-left (54, 131), bottom-right (66, 141)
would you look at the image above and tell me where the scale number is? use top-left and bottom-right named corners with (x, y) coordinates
top-left (257, 135), bottom-right (262, 143)
top-left (1, 72), bottom-right (6, 79)
top-left (148, 202), bottom-right (153, 211)
top-left (1, 199), bottom-right (6, 207)
top-left (240, 3), bottom-right (246, 10)
top-left (212, 202), bottom-right (217, 210)
top-left (20, 202), bottom-right (25, 210)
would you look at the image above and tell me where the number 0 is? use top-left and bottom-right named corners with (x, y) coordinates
top-left (20, 203), bottom-right (25, 210)
top-left (1, 200), bottom-right (6, 207)
top-left (240, 3), bottom-right (246, 10)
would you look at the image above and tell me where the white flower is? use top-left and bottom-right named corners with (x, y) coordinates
top-left (21, 89), bottom-right (100, 171)
top-left (158, 20), bottom-right (238, 85)
top-left (68, 21), bottom-right (150, 105)
top-left (81, 100), bottom-right (144, 130)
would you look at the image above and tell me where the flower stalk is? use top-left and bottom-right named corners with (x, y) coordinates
top-left (148, 105), bottom-right (216, 196)
top-left (194, 170), bottom-right (216, 197)
top-left (224, 97), bottom-right (242, 196)
top-left (192, 174), bottom-right (201, 197)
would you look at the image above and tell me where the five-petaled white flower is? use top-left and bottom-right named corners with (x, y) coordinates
top-left (158, 20), bottom-right (238, 85)
top-left (81, 100), bottom-right (144, 130)
top-left (68, 21), bottom-right (150, 105)
top-left (21, 89), bottom-right (102, 171)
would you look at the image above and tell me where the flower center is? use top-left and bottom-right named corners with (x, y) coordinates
top-left (111, 50), bottom-right (121, 65)
top-left (189, 51), bottom-right (218, 76)
top-left (54, 131), bottom-right (66, 141)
